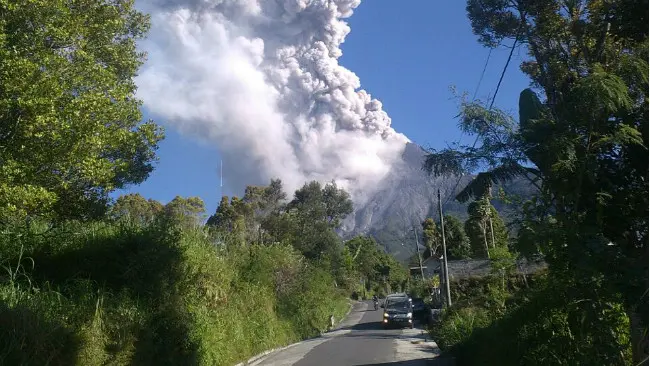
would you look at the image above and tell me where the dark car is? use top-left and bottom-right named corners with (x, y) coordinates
top-left (382, 298), bottom-right (414, 329)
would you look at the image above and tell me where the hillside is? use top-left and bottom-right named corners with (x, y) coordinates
top-left (339, 142), bottom-right (535, 262)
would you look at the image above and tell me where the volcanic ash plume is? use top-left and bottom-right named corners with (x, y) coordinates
top-left (136, 0), bottom-right (410, 202)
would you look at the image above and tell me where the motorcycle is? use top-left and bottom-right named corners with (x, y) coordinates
top-left (373, 299), bottom-right (379, 311)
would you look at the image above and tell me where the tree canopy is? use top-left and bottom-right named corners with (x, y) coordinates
top-left (443, 215), bottom-right (472, 260)
top-left (109, 193), bottom-right (163, 225)
top-left (0, 0), bottom-right (163, 223)
top-left (424, 0), bottom-right (648, 362)
top-left (421, 216), bottom-right (471, 260)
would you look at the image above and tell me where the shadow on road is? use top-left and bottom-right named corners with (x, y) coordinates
top-left (336, 320), bottom-right (384, 331)
top-left (338, 320), bottom-right (426, 332)
top-left (354, 357), bottom-right (456, 366)
top-left (342, 331), bottom-right (396, 340)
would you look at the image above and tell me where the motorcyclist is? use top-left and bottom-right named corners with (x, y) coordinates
top-left (372, 295), bottom-right (379, 310)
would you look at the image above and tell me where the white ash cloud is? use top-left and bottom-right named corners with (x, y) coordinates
top-left (135, 0), bottom-right (409, 203)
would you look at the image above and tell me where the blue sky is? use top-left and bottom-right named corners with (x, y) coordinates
top-left (116, 1), bottom-right (531, 216)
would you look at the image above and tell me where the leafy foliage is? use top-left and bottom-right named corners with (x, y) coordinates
top-left (421, 218), bottom-right (440, 257)
top-left (282, 181), bottom-right (353, 260)
top-left (465, 197), bottom-right (508, 258)
top-left (0, 0), bottom-right (164, 222)
top-left (160, 196), bottom-right (206, 229)
top-left (109, 193), bottom-right (163, 225)
top-left (429, 0), bottom-right (649, 363)
top-left (443, 215), bottom-right (472, 260)
top-left (0, 217), bottom-right (351, 365)
top-left (438, 275), bottom-right (633, 366)
top-left (421, 215), bottom-right (471, 260)
top-left (343, 236), bottom-right (408, 297)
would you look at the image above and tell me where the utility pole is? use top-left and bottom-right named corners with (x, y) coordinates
top-left (413, 226), bottom-right (425, 280)
top-left (438, 189), bottom-right (452, 307)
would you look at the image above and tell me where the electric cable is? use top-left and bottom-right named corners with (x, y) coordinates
top-left (441, 34), bottom-right (521, 209)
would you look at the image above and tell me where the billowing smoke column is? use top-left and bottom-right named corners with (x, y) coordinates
top-left (136, 0), bottom-right (409, 203)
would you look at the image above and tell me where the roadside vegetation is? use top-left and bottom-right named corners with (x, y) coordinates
top-left (1, 218), bottom-right (349, 365)
top-left (1, 173), bottom-right (414, 366)
top-left (0, 1), bottom-right (407, 365)
top-left (0, 181), bottom-right (407, 366)
top-left (0, 0), bottom-right (646, 365)
top-left (424, 1), bottom-right (648, 365)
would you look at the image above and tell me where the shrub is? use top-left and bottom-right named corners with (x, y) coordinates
top-left (432, 306), bottom-right (493, 350)
top-left (433, 273), bottom-right (633, 366)
top-left (0, 220), bottom-right (349, 365)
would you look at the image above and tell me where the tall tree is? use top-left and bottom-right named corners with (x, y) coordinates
top-left (425, 0), bottom-right (648, 362)
top-left (322, 181), bottom-right (354, 227)
top-left (207, 179), bottom-right (288, 244)
top-left (0, 0), bottom-right (163, 222)
top-left (206, 196), bottom-right (241, 232)
top-left (285, 181), bottom-right (353, 260)
top-left (162, 196), bottom-right (206, 229)
top-left (443, 215), bottom-right (472, 259)
top-left (421, 218), bottom-right (440, 258)
top-left (288, 181), bottom-right (353, 229)
top-left (345, 236), bottom-right (408, 295)
top-left (110, 193), bottom-right (163, 225)
top-left (465, 197), bottom-right (508, 258)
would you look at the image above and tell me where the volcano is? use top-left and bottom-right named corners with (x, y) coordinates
top-left (339, 142), bottom-right (534, 262)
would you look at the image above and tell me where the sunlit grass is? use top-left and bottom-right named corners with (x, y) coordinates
top-left (0, 220), bottom-right (349, 365)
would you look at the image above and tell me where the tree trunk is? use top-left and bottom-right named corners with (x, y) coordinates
top-left (489, 216), bottom-right (496, 249)
top-left (518, 261), bottom-right (529, 288)
top-left (627, 308), bottom-right (649, 365)
top-left (482, 223), bottom-right (490, 259)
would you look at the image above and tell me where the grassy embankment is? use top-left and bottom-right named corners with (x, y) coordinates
top-left (0, 220), bottom-right (349, 365)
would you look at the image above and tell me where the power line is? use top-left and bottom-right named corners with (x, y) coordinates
top-left (472, 47), bottom-right (494, 101)
top-left (441, 34), bottom-right (521, 209)
top-left (451, 47), bottom-right (495, 147)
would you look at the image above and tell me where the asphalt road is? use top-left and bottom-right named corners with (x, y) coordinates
top-left (249, 301), bottom-right (455, 366)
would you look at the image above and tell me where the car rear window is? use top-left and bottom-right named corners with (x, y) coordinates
top-left (386, 300), bottom-right (411, 310)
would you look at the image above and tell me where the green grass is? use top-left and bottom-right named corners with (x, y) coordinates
top-left (0, 221), bottom-right (349, 365)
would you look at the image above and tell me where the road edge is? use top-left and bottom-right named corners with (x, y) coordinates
top-left (233, 299), bottom-right (359, 366)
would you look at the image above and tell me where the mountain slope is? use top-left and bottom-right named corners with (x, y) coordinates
top-left (340, 142), bottom-right (534, 262)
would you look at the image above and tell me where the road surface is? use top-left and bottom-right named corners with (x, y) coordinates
top-left (247, 301), bottom-right (454, 366)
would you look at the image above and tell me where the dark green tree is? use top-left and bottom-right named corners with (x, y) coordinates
top-left (425, 0), bottom-right (648, 362)
top-left (283, 181), bottom-right (353, 261)
top-left (287, 181), bottom-right (352, 229)
top-left (207, 196), bottom-right (241, 232)
top-left (443, 215), bottom-right (472, 259)
top-left (207, 179), bottom-right (289, 244)
top-left (345, 235), bottom-right (408, 295)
